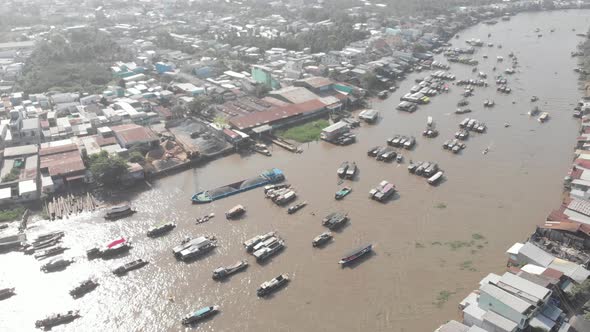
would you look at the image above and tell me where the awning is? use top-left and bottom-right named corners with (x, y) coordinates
top-left (252, 124), bottom-right (272, 134)
top-left (65, 174), bottom-right (85, 182)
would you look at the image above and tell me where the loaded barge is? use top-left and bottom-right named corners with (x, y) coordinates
top-left (192, 168), bottom-right (284, 204)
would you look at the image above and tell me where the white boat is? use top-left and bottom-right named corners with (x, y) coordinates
top-left (428, 171), bottom-right (444, 185)
top-left (538, 112), bottom-right (550, 123)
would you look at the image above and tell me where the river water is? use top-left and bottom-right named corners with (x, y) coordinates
top-left (2, 10), bottom-right (590, 332)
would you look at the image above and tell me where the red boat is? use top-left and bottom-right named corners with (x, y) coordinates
top-left (107, 237), bottom-right (126, 248)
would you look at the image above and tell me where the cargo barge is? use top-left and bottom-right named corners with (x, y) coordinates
top-left (192, 168), bottom-right (284, 204)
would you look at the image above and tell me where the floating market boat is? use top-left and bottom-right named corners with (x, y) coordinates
top-left (538, 112), bottom-right (550, 123)
top-left (113, 259), bottom-right (149, 275)
top-left (147, 222), bottom-right (176, 237)
top-left (182, 306), bottom-right (220, 325)
top-left (369, 181), bottom-right (396, 202)
top-left (104, 204), bottom-right (136, 220)
top-left (192, 168), bottom-right (284, 203)
top-left (226, 205), bottom-right (246, 219)
top-left (212, 260), bottom-right (248, 280)
top-left (69, 279), bottom-right (99, 299)
top-left (253, 238), bottom-right (284, 262)
top-left (287, 201), bottom-right (307, 214)
top-left (196, 213), bottom-right (215, 224)
top-left (34, 246), bottom-right (69, 260)
top-left (335, 187), bottom-right (352, 200)
top-left (41, 256), bottom-right (72, 272)
top-left (312, 232), bottom-right (333, 247)
top-left (100, 238), bottom-right (131, 258)
top-left (337, 162), bottom-right (349, 178)
top-left (35, 310), bottom-right (80, 330)
top-left (173, 236), bottom-right (217, 260)
top-left (345, 162), bottom-right (357, 179)
top-left (322, 212), bottom-right (349, 230)
top-left (428, 171), bottom-right (444, 185)
top-left (257, 274), bottom-right (289, 297)
top-left (244, 232), bottom-right (276, 252)
top-left (339, 244), bottom-right (373, 266)
top-left (0, 287), bottom-right (15, 300)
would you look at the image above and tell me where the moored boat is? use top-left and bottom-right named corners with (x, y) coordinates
top-left (257, 274), bottom-right (289, 297)
top-left (104, 204), bottom-right (136, 220)
top-left (339, 244), bottom-right (373, 266)
top-left (147, 222), bottom-right (176, 237)
top-left (287, 201), bottom-right (307, 214)
top-left (337, 162), bottom-right (349, 178)
top-left (41, 256), bottom-right (72, 272)
top-left (322, 212), bottom-right (349, 230)
top-left (34, 246), bottom-right (69, 260)
top-left (538, 112), bottom-right (550, 123)
top-left (35, 310), bottom-right (80, 330)
top-left (113, 259), bottom-right (149, 275)
top-left (428, 171), bottom-right (444, 185)
top-left (181, 306), bottom-right (220, 325)
top-left (345, 162), bottom-right (357, 179)
top-left (244, 232), bottom-right (276, 252)
top-left (192, 168), bottom-right (284, 204)
top-left (312, 232), bottom-right (333, 247)
top-left (69, 279), bottom-right (99, 299)
top-left (175, 236), bottom-right (217, 260)
top-left (212, 260), bottom-right (248, 280)
top-left (0, 287), bottom-right (15, 300)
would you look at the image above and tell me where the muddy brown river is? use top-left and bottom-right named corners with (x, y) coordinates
top-left (1, 9), bottom-right (590, 332)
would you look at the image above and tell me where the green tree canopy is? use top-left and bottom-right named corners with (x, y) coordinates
top-left (88, 151), bottom-right (129, 187)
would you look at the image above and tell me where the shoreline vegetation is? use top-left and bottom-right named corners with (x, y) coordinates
top-left (276, 119), bottom-right (329, 143)
top-left (0, 206), bottom-right (25, 222)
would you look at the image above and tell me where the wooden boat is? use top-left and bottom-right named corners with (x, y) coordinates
top-left (345, 162), bottom-right (357, 179)
top-left (0, 287), bottom-right (15, 300)
top-left (339, 244), bottom-right (372, 265)
top-left (113, 259), bottom-right (149, 275)
top-left (69, 279), bottom-right (99, 299)
top-left (104, 204), bottom-right (136, 220)
top-left (312, 232), bottom-right (333, 247)
top-left (337, 161), bottom-right (349, 178)
top-left (212, 260), bottom-right (248, 280)
top-left (428, 171), bottom-right (444, 185)
top-left (335, 187), bottom-right (352, 200)
top-left (196, 213), bottom-right (215, 224)
top-left (226, 205), bottom-right (245, 219)
top-left (35, 310), bottom-right (80, 329)
top-left (257, 274), bottom-right (289, 297)
top-left (147, 222), bottom-right (176, 237)
top-left (182, 306), bottom-right (219, 325)
top-left (40, 256), bottom-right (73, 272)
top-left (287, 201), bottom-right (307, 214)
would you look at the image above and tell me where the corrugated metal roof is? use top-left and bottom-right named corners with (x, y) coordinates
top-left (498, 272), bottom-right (551, 302)
top-left (434, 320), bottom-right (468, 332)
top-left (548, 258), bottom-right (590, 283)
top-left (482, 310), bottom-right (519, 331)
top-left (229, 99), bottom-right (325, 130)
top-left (40, 149), bottom-right (85, 177)
top-left (480, 283), bottom-right (532, 314)
top-left (3, 144), bottom-right (38, 158)
top-left (567, 198), bottom-right (590, 217)
top-left (519, 242), bottom-right (555, 267)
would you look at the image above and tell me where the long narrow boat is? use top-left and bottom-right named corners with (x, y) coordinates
top-left (287, 201), bottom-right (307, 214)
top-left (35, 311), bottom-right (80, 329)
top-left (192, 168), bottom-right (284, 204)
top-left (257, 274), bottom-right (289, 297)
top-left (339, 244), bottom-right (373, 266)
top-left (212, 260), bottom-right (248, 280)
top-left (182, 306), bottom-right (219, 325)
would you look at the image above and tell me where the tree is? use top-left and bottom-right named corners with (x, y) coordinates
top-left (187, 95), bottom-right (212, 115)
top-left (88, 151), bottom-right (129, 187)
top-left (361, 72), bottom-right (380, 91)
top-left (128, 151), bottom-right (145, 164)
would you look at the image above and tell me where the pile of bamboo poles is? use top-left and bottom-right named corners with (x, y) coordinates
top-left (45, 193), bottom-right (99, 220)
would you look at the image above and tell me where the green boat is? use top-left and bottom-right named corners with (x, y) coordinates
top-left (335, 187), bottom-right (352, 200)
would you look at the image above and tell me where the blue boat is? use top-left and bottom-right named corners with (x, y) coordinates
top-left (192, 168), bottom-right (284, 204)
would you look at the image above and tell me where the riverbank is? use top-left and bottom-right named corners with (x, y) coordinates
top-left (434, 25), bottom-right (590, 332)
top-left (2, 9), bottom-right (590, 332)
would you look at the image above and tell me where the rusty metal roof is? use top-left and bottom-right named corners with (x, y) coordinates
top-left (229, 99), bottom-right (326, 130)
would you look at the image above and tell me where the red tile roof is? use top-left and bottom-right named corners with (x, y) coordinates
top-left (229, 99), bottom-right (326, 130)
top-left (39, 143), bottom-right (78, 156)
top-left (111, 124), bottom-right (158, 147)
top-left (575, 159), bottom-right (590, 170)
top-left (541, 268), bottom-right (564, 280)
top-left (40, 149), bottom-right (85, 177)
